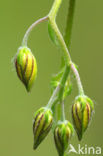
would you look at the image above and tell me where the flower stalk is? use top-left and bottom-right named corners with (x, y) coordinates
top-left (21, 0), bottom-right (84, 99)
top-left (61, 101), bottom-right (65, 121)
top-left (22, 16), bottom-right (49, 46)
top-left (71, 63), bottom-right (84, 95)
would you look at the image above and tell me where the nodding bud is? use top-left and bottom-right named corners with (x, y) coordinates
top-left (33, 107), bottom-right (53, 149)
top-left (72, 95), bottom-right (94, 140)
top-left (54, 120), bottom-right (73, 156)
top-left (15, 46), bottom-right (37, 92)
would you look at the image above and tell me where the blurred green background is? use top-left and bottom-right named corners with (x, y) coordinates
top-left (0, 0), bottom-right (103, 155)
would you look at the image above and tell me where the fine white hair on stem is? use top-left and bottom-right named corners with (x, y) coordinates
top-left (22, 16), bottom-right (49, 46)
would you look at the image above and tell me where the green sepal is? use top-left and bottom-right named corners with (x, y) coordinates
top-left (85, 96), bottom-right (94, 110)
top-left (33, 107), bottom-right (45, 119)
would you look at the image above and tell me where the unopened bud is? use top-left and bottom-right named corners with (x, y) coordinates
top-left (33, 107), bottom-right (53, 149)
top-left (72, 95), bottom-right (94, 140)
top-left (54, 120), bottom-right (73, 156)
top-left (15, 46), bottom-right (37, 92)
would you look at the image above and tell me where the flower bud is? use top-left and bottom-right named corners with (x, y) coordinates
top-left (72, 95), bottom-right (94, 140)
top-left (15, 46), bottom-right (37, 92)
top-left (54, 120), bottom-right (73, 156)
top-left (33, 107), bottom-right (53, 149)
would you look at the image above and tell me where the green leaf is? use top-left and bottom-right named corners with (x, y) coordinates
top-left (50, 68), bottom-right (64, 93)
top-left (50, 68), bottom-right (72, 99)
top-left (63, 81), bottom-right (72, 99)
top-left (48, 21), bottom-right (59, 46)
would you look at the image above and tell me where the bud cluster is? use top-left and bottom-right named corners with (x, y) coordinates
top-left (13, 11), bottom-right (95, 156)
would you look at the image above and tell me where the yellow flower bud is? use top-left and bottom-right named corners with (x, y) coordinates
top-left (15, 46), bottom-right (37, 92)
top-left (54, 120), bottom-right (73, 156)
top-left (72, 95), bottom-right (94, 140)
top-left (33, 107), bottom-right (53, 149)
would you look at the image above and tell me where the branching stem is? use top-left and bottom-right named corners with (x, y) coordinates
top-left (47, 0), bottom-right (84, 107)
top-left (49, 0), bottom-right (62, 20)
top-left (22, 0), bottom-right (84, 111)
top-left (47, 0), bottom-right (84, 111)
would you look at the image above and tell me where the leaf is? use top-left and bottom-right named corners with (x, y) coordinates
top-left (63, 80), bottom-right (72, 99)
top-left (50, 68), bottom-right (64, 93)
top-left (48, 21), bottom-right (59, 46)
top-left (50, 68), bottom-right (72, 99)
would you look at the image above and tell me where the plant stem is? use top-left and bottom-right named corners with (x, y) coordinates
top-left (47, 84), bottom-right (60, 108)
top-left (47, 65), bottom-right (70, 108)
top-left (71, 63), bottom-right (84, 95)
top-left (48, 0), bottom-right (85, 102)
top-left (46, 0), bottom-right (72, 110)
top-left (47, 0), bottom-right (83, 110)
top-left (64, 0), bottom-right (76, 51)
top-left (58, 66), bottom-right (70, 100)
top-left (48, 21), bottom-right (71, 65)
top-left (64, 0), bottom-right (84, 96)
top-left (48, 0), bottom-right (72, 65)
top-left (61, 100), bottom-right (65, 121)
top-left (49, 0), bottom-right (62, 20)
top-left (22, 16), bottom-right (49, 46)
top-left (58, 66), bottom-right (70, 122)
top-left (51, 97), bottom-right (59, 116)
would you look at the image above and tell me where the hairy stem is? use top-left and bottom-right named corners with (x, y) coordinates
top-left (22, 16), bottom-right (49, 46)
top-left (47, 84), bottom-right (60, 108)
top-left (71, 63), bottom-right (84, 95)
